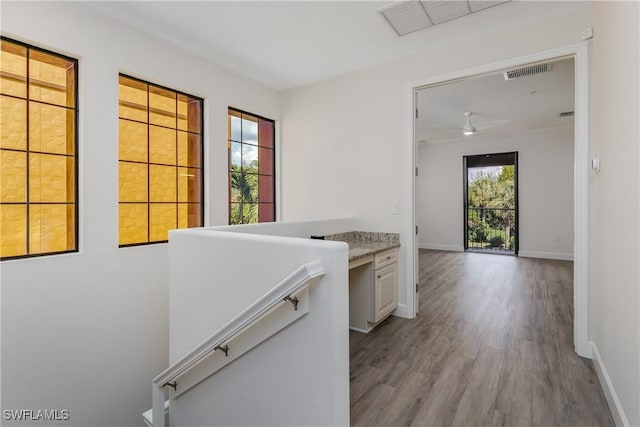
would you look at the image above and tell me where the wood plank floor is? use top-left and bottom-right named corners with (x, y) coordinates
top-left (350, 250), bottom-right (614, 427)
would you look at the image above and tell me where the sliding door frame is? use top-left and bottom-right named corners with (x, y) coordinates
top-left (463, 152), bottom-right (519, 255)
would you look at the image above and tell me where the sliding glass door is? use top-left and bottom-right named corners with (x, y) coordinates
top-left (463, 152), bottom-right (518, 255)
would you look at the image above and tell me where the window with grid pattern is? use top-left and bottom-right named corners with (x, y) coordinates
top-left (118, 75), bottom-right (203, 246)
top-left (228, 108), bottom-right (275, 224)
top-left (0, 37), bottom-right (78, 260)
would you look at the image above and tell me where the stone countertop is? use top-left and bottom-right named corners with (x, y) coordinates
top-left (325, 231), bottom-right (400, 262)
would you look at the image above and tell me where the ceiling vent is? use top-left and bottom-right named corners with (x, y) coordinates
top-left (503, 63), bottom-right (551, 81)
top-left (559, 111), bottom-right (575, 118)
top-left (379, 0), bottom-right (511, 37)
top-left (379, 1), bottom-right (432, 36)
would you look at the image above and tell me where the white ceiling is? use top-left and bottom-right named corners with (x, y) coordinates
top-left (86, 1), bottom-right (587, 90)
top-left (416, 57), bottom-right (575, 143)
top-left (83, 2), bottom-right (581, 144)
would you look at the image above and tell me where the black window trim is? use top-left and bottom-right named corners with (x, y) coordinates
top-left (228, 106), bottom-right (276, 225)
top-left (117, 73), bottom-right (205, 248)
top-left (0, 36), bottom-right (79, 261)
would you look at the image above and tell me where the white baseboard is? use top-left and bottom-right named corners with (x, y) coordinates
top-left (591, 341), bottom-right (630, 427)
top-left (518, 250), bottom-right (574, 261)
top-left (353, 304), bottom-right (411, 331)
top-left (418, 243), bottom-right (464, 252)
top-left (392, 303), bottom-right (411, 319)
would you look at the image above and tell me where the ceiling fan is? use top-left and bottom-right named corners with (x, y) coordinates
top-left (463, 112), bottom-right (475, 135)
top-left (459, 111), bottom-right (509, 136)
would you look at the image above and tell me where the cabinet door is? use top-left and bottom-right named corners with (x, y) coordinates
top-left (371, 263), bottom-right (398, 322)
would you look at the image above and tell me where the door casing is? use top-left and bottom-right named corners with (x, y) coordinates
top-left (408, 42), bottom-right (590, 358)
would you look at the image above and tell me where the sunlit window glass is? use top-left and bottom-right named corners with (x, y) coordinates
top-left (1, 38), bottom-right (77, 260)
top-left (228, 108), bottom-right (275, 224)
top-left (118, 75), bottom-right (203, 246)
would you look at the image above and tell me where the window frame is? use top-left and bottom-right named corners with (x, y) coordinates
top-left (118, 74), bottom-right (205, 247)
top-left (0, 36), bottom-right (79, 261)
top-left (227, 107), bottom-right (276, 225)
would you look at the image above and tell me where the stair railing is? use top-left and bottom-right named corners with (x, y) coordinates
top-left (151, 260), bottom-right (325, 427)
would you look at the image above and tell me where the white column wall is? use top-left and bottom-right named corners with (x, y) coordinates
top-left (590, 1), bottom-right (640, 425)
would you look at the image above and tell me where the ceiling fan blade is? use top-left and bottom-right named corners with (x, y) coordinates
top-left (474, 119), bottom-right (510, 130)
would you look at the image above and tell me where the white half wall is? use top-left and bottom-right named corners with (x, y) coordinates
top-left (590, 1), bottom-right (640, 425)
top-left (0, 3), bottom-right (280, 426)
top-left (417, 128), bottom-right (575, 259)
top-left (168, 225), bottom-right (350, 426)
top-left (217, 217), bottom-right (358, 239)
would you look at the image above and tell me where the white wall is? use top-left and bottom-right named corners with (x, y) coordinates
top-left (0, 2), bottom-right (280, 426)
top-left (2, 1), bottom-right (638, 426)
top-left (278, 0), bottom-right (637, 422)
top-left (417, 128), bottom-right (575, 259)
top-left (168, 223), bottom-right (350, 426)
top-left (281, 2), bottom-right (592, 317)
top-left (590, 2), bottom-right (640, 426)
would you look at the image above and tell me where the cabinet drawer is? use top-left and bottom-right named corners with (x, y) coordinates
top-left (374, 248), bottom-right (398, 269)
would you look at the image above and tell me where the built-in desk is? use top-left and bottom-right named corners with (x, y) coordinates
top-left (325, 232), bottom-right (400, 333)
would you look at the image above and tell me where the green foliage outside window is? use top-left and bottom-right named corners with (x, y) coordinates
top-left (467, 166), bottom-right (515, 250)
top-left (228, 108), bottom-right (275, 225)
top-left (230, 162), bottom-right (258, 224)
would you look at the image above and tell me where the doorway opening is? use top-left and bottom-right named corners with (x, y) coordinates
top-left (463, 152), bottom-right (518, 255)
top-left (409, 43), bottom-right (590, 357)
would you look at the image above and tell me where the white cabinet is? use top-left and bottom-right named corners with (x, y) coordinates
top-left (372, 262), bottom-right (398, 323)
top-left (349, 247), bottom-right (399, 333)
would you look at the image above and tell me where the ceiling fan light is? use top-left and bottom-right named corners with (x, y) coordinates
top-left (463, 112), bottom-right (475, 135)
